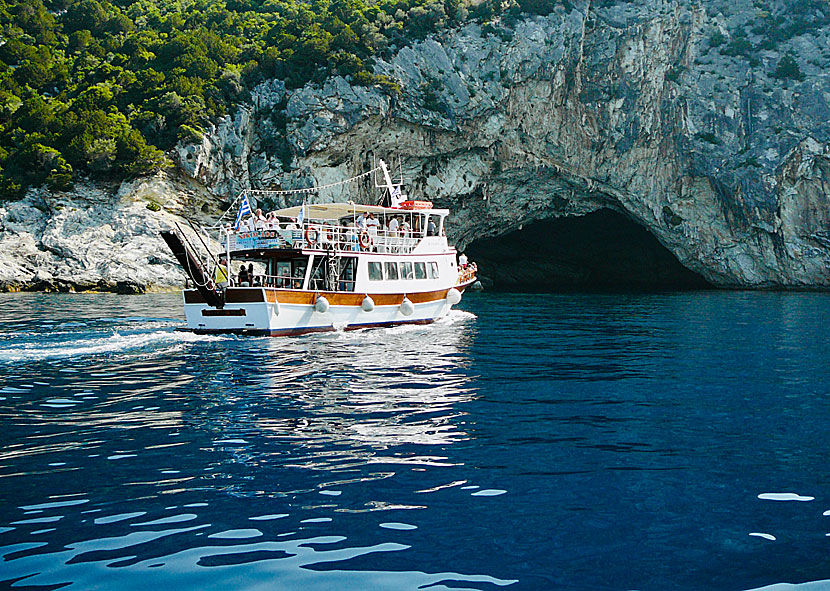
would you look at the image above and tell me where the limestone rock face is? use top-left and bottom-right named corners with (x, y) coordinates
top-left (3, 0), bottom-right (830, 290)
top-left (0, 177), bottom-right (207, 292)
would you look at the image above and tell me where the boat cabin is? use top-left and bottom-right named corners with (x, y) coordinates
top-left (220, 202), bottom-right (456, 295)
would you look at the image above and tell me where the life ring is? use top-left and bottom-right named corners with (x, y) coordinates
top-left (305, 226), bottom-right (318, 246)
top-left (359, 231), bottom-right (371, 250)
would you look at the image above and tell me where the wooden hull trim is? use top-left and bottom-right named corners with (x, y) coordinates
top-left (184, 287), bottom-right (452, 306)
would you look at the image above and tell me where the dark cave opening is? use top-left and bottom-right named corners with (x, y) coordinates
top-left (464, 209), bottom-right (712, 291)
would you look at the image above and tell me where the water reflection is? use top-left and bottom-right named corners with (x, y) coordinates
top-left (4, 291), bottom-right (830, 590)
top-left (0, 296), bottom-right (502, 590)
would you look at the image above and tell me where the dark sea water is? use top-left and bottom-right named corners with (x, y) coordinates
top-left (1, 291), bottom-right (830, 591)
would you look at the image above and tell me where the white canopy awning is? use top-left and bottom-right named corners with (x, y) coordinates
top-left (272, 202), bottom-right (449, 221)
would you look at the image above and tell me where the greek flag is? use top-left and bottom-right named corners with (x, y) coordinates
top-left (297, 201), bottom-right (305, 226)
top-left (390, 185), bottom-right (402, 207)
top-left (234, 194), bottom-right (252, 230)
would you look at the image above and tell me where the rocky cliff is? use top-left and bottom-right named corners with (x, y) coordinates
top-left (3, 0), bottom-right (830, 291)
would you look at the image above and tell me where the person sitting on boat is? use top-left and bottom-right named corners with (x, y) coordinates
top-left (458, 252), bottom-right (468, 269)
top-left (346, 222), bottom-right (359, 251)
top-left (215, 256), bottom-right (229, 289)
top-left (238, 265), bottom-right (250, 287)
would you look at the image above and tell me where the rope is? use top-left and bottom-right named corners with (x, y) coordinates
top-left (210, 166), bottom-right (382, 229)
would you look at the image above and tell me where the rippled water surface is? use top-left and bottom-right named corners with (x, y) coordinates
top-left (1, 291), bottom-right (830, 590)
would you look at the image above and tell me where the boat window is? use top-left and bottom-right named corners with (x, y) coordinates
top-left (276, 261), bottom-right (292, 288)
top-left (384, 261), bottom-right (399, 280)
top-left (338, 257), bottom-right (356, 292)
top-left (400, 261), bottom-right (414, 280)
top-left (414, 262), bottom-right (427, 279)
top-left (368, 262), bottom-right (383, 281)
top-left (429, 262), bottom-right (439, 279)
top-left (309, 260), bottom-right (326, 291)
top-left (292, 260), bottom-right (307, 289)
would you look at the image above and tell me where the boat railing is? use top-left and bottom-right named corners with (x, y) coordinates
top-left (457, 264), bottom-right (477, 286)
top-left (230, 272), bottom-right (355, 292)
top-left (227, 222), bottom-right (421, 253)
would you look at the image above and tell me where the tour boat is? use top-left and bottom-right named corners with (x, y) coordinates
top-left (161, 160), bottom-right (477, 336)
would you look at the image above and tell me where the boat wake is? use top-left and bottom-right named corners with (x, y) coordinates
top-left (0, 329), bottom-right (226, 363)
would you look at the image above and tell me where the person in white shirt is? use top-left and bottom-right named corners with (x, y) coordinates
top-left (355, 212), bottom-right (367, 230)
top-left (387, 216), bottom-right (399, 235)
top-left (366, 212), bottom-right (379, 233)
top-left (254, 208), bottom-right (266, 230)
top-left (459, 253), bottom-right (468, 269)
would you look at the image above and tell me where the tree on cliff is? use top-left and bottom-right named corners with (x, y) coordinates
top-left (0, 0), bottom-right (573, 197)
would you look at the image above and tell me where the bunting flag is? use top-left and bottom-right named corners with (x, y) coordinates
top-left (234, 194), bottom-right (252, 230)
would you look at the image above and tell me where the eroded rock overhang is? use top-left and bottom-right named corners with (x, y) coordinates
top-left (173, 0), bottom-right (830, 289)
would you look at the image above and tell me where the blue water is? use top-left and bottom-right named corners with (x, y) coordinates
top-left (1, 291), bottom-right (830, 591)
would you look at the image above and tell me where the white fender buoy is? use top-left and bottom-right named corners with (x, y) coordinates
top-left (361, 295), bottom-right (375, 312)
top-left (446, 288), bottom-right (462, 305)
top-left (314, 296), bottom-right (329, 313)
top-left (400, 297), bottom-right (414, 316)
top-left (271, 300), bottom-right (280, 316)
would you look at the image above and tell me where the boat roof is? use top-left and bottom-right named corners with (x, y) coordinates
top-left (272, 202), bottom-right (449, 221)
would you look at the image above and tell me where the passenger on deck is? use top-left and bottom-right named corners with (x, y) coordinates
top-left (459, 252), bottom-right (468, 269)
top-left (238, 265), bottom-right (250, 287)
top-left (216, 256), bottom-right (229, 289)
top-left (285, 218), bottom-right (298, 231)
top-left (266, 212), bottom-right (278, 229)
top-left (387, 215), bottom-right (399, 235)
top-left (254, 209), bottom-right (266, 230)
top-left (427, 218), bottom-right (437, 236)
top-left (366, 213), bottom-right (379, 251)
top-left (248, 263), bottom-right (258, 286)
top-left (355, 212), bottom-right (367, 230)
top-left (346, 222), bottom-right (358, 251)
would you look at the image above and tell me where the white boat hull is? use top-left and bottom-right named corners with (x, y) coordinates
top-left (182, 287), bottom-right (460, 336)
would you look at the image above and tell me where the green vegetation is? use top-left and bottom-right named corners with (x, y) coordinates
top-left (2, 0), bottom-right (569, 197)
top-left (773, 53), bottom-right (804, 81)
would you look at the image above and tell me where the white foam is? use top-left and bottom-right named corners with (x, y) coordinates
top-left (439, 309), bottom-right (477, 323)
top-left (758, 493), bottom-right (815, 502)
top-left (0, 330), bottom-right (228, 362)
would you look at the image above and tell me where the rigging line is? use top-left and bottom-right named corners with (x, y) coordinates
top-left (245, 166), bottom-right (382, 197)
top-left (209, 166), bottom-right (383, 229)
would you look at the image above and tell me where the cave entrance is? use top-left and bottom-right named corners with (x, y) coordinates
top-left (464, 209), bottom-right (711, 291)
